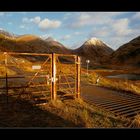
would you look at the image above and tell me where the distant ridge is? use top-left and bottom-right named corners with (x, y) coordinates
top-left (109, 36), bottom-right (140, 67)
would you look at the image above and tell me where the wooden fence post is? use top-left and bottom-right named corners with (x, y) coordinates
top-left (76, 56), bottom-right (81, 98)
top-left (51, 53), bottom-right (57, 101)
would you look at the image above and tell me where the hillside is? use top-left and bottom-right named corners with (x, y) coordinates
top-left (0, 30), bottom-right (115, 65)
top-left (0, 29), bottom-right (17, 38)
top-left (0, 34), bottom-right (70, 54)
top-left (110, 36), bottom-right (140, 67)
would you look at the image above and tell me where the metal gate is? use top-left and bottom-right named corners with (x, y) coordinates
top-left (0, 52), bottom-right (80, 104)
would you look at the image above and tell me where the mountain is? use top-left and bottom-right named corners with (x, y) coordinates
top-left (0, 33), bottom-right (71, 54)
top-left (44, 37), bottom-right (55, 42)
top-left (110, 36), bottom-right (140, 67)
top-left (0, 29), bottom-right (17, 38)
top-left (0, 30), bottom-right (115, 65)
top-left (73, 37), bottom-right (114, 65)
top-left (0, 30), bottom-right (72, 62)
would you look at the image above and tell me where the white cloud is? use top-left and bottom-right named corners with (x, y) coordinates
top-left (22, 16), bottom-right (61, 30)
top-left (30, 16), bottom-right (41, 24)
top-left (88, 15), bottom-right (137, 49)
top-left (69, 12), bottom-right (122, 28)
top-left (19, 24), bottom-right (30, 30)
top-left (38, 18), bottom-right (61, 30)
top-left (90, 26), bottom-right (110, 37)
top-left (22, 17), bottom-right (41, 24)
top-left (60, 35), bottom-right (71, 40)
top-left (112, 18), bottom-right (132, 36)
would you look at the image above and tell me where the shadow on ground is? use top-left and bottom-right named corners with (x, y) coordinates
top-left (0, 94), bottom-right (80, 127)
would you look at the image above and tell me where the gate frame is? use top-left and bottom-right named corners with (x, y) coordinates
top-left (51, 53), bottom-right (81, 100)
top-left (2, 52), bottom-right (81, 102)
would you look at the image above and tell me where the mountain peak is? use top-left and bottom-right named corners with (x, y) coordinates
top-left (45, 37), bottom-right (55, 42)
top-left (0, 28), bottom-right (17, 38)
top-left (84, 37), bottom-right (105, 46)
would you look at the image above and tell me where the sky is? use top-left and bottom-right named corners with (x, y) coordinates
top-left (0, 12), bottom-right (140, 50)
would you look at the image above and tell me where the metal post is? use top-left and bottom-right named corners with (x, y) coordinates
top-left (76, 56), bottom-right (81, 98)
top-left (51, 53), bottom-right (57, 101)
top-left (87, 63), bottom-right (89, 75)
top-left (86, 60), bottom-right (90, 75)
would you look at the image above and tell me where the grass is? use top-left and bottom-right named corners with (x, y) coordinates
top-left (129, 114), bottom-right (140, 128)
top-left (0, 66), bottom-right (16, 76)
top-left (0, 55), bottom-right (138, 128)
top-left (0, 93), bottom-right (129, 128)
top-left (82, 69), bottom-right (140, 95)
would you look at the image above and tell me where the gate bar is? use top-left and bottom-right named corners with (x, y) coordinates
top-left (76, 56), bottom-right (81, 98)
top-left (51, 53), bottom-right (57, 101)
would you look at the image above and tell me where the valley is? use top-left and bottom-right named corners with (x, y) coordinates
top-left (0, 29), bottom-right (140, 128)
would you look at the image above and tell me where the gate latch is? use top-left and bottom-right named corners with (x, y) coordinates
top-left (51, 77), bottom-right (58, 82)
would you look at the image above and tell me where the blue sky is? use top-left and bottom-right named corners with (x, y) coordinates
top-left (0, 12), bottom-right (140, 50)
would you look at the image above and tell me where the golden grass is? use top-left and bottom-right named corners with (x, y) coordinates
top-left (0, 92), bottom-right (129, 127)
top-left (83, 69), bottom-right (140, 95)
top-left (16, 35), bottom-right (39, 42)
top-left (0, 66), bottom-right (16, 76)
top-left (28, 98), bottom-right (129, 127)
top-left (130, 114), bottom-right (140, 128)
top-left (0, 55), bottom-right (138, 127)
top-left (0, 34), bottom-right (39, 42)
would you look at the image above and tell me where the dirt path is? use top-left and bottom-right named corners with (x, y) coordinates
top-left (81, 84), bottom-right (140, 120)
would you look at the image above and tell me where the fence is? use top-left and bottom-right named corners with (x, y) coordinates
top-left (0, 52), bottom-right (81, 104)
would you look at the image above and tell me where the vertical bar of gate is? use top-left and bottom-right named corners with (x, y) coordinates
top-left (76, 56), bottom-right (81, 98)
top-left (4, 52), bottom-right (8, 104)
top-left (51, 53), bottom-right (57, 101)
